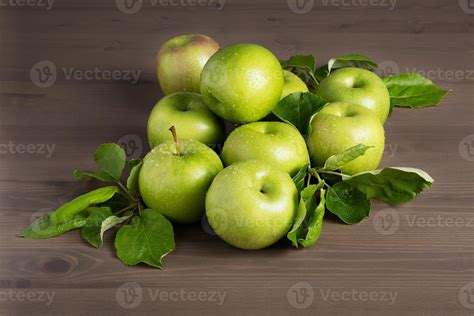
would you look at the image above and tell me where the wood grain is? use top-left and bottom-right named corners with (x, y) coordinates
top-left (0, 0), bottom-right (473, 314)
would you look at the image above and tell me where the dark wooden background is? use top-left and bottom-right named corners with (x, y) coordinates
top-left (1, 0), bottom-right (473, 314)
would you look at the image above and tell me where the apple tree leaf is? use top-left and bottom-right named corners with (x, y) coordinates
top-left (315, 54), bottom-right (378, 81)
top-left (126, 158), bottom-right (142, 197)
top-left (383, 73), bottom-right (448, 109)
top-left (272, 92), bottom-right (327, 135)
top-left (326, 182), bottom-right (370, 224)
top-left (80, 207), bottom-right (113, 247)
top-left (115, 209), bottom-right (175, 269)
top-left (74, 143), bottom-right (126, 182)
top-left (19, 210), bottom-right (91, 239)
top-left (280, 55), bottom-right (318, 88)
top-left (19, 186), bottom-right (119, 238)
top-left (343, 167), bottom-right (434, 205)
top-left (281, 55), bottom-right (316, 73)
top-left (292, 164), bottom-right (309, 193)
top-left (81, 207), bottom-right (132, 248)
top-left (96, 193), bottom-right (130, 212)
top-left (322, 144), bottom-right (373, 171)
top-left (300, 189), bottom-right (325, 248)
top-left (328, 54), bottom-right (378, 73)
top-left (288, 183), bottom-right (326, 248)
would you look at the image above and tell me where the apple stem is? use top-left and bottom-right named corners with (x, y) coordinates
top-left (169, 126), bottom-right (181, 156)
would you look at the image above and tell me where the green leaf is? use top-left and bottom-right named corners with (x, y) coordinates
top-left (300, 189), bottom-right (325, 248)
top-left (81, 207), bottom-right (132, 248)
top-left (19, 186), bottom-right (119, 238)
top-left (326, 182), bottom-right (370, 224)
top-left (53, 186), bottom-right (119, 222)
top-left (96, 193), bottom-right (130, 212)
top-left (328, 55), bottom-right (378, 73)
top-left (74, 143), bottom-right (126, 182)
top-left (343, 167), bottom-right (434, 205)
top-left (19, 210), bottom-right (91, 239)
top-left (314, 66), bottom-right (330, 83)
top-left (288, 185), bottom-right (317, 246)
top-left (322, 144), bottom-right (372, 171)
top-left (280, 55), bottom-right (318, 87)
top-left (281, 55), bottom-right (316, 73)
top-left (126, 159), bottom-right (142, 197)
top-left (315, 55), bottom-right (378, 81)
top-left (292, 164), bottom-right (309, 193)
top-left (383, 73), bottom-right (448, 109)
top-left (272, 92), bottom-right (327, 135)
top-left (115, 209), bottom-right (175, 269)
top-left (288, 183), bottom-right (326, 248)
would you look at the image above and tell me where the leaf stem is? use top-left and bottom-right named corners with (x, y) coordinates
top-left (169, 126), bottom-right (181, 156)
top-left (138, 203), bottom-right (143, 214)
top-left (306, 171), bottom-right (312, 187)
top-left (116, 181), bottom-right (136, 202)
top-left (309, 169), bottom-right (331, 189)
top-left (317, 170), bottom-right (349, 178)
top-left (312, 169), bottom-right (323, 183)
top-left (115, 204), bottom-right (135, 215)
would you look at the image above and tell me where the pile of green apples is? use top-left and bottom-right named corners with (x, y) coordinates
top-left (20, 34), bottom-right (447, 269)
top-left (142, 34), bottom-right (440, 250)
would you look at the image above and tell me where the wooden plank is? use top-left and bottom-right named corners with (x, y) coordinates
top-left (0, 0), bottom-right (473, 314)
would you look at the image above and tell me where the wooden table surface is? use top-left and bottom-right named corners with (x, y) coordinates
top-left (1, 0), bottom-right (473, 314)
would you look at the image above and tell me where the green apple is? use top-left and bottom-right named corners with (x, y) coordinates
top-left (147, 92), bottom-right (225, 148)
top-left (308, 102), bottom-right (385, 175)
top-left (221, 121), bottom-right (308, 176)
top-left (281, 70), bottom-right (308, 99)
top-left (205, 160), bottom-right (298, 250)
top-left (139, 130), bottom-right (223, 224)
top-left (316, 67), bottom-right (390, 123)
top-left (200, 43), bottom-right (284, 124)
top-left (157, 34), bottom-right (219, 95)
